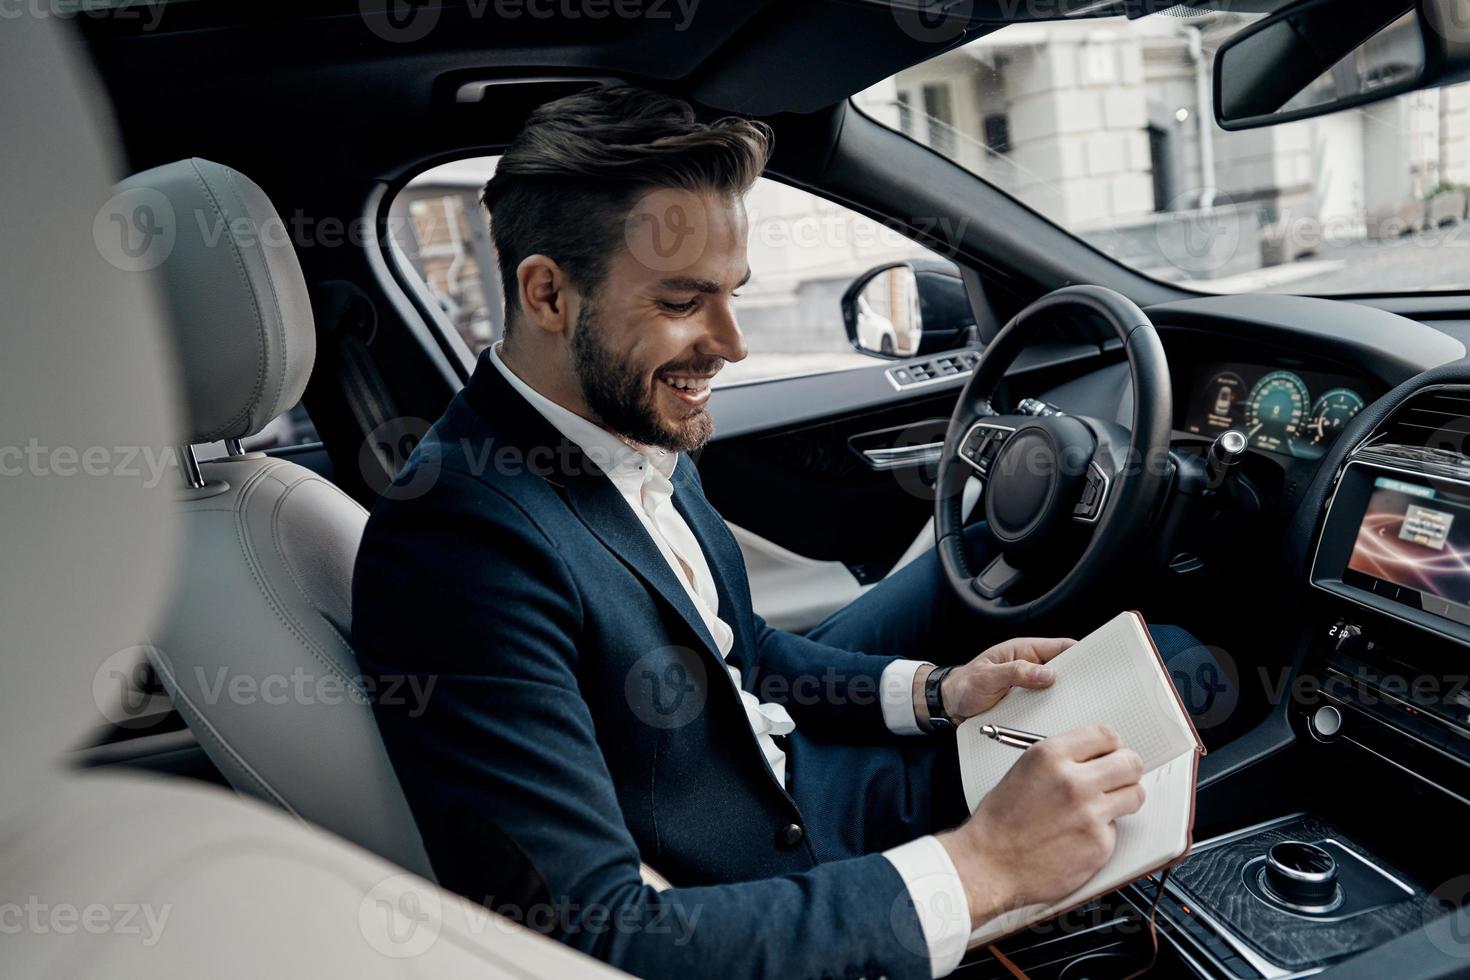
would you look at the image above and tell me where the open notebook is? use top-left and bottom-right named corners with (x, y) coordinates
top-left (955, 610), bottom-right (1205, 947)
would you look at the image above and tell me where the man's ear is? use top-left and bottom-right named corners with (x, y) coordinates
top-left (516, 254), bottom-right (575, 336)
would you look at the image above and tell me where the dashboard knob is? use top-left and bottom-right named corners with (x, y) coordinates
top-left (1310, 705), bottom-right (1343, 739)
top-left (1206, 429), bottom-right (1248, 487)
top-left (1264, 841), bottom-right (1339, 908)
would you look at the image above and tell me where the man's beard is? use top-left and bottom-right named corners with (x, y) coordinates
top-left (571, 299), bottom-right (718, 453)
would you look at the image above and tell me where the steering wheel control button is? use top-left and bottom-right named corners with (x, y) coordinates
top-left (1311, 705), bottom-right (1343, 739)
top-left (776, 823), bottom-right (804, 849)
top-left (1072, 463), bottom-right (1109, 523)
top-left (958, 422), bottom-right (1013, 476)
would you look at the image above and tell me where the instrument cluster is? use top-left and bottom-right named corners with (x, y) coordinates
top-left (1181, 361), bottom-right (1368, 460)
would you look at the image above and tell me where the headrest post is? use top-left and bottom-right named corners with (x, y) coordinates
top-left (225, 438), bottom-right (246, 457)
top-left (179, 445), bottom-right (205, 490)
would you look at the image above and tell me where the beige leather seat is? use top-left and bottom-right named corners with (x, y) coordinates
top-left (0, 14), bottom-right (619, 979)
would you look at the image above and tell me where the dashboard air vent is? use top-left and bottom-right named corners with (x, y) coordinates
top-left (1378, 388), bottom-right (1470, 454)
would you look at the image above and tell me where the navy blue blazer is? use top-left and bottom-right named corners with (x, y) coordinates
top-left (353, 351), bottom-right (938, 978)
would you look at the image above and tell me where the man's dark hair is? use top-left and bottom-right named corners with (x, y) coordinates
top-left (480, 85), bottom-right (773, 334)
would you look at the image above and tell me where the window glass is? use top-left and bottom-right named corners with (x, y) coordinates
top-left (854, 14), bottom-right (1470, 295)
top-left (392, 157), bottom-right (964, 386)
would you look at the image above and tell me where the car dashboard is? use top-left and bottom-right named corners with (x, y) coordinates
top-left (965, 294), bottom-right (1470, 979)
top-left (1178, 359), bottom-right (1370, 461)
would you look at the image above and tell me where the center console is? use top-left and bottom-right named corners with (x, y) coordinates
top-left (960, 419), bottom-right (1470, 979)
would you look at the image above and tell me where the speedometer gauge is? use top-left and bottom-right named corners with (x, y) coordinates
top-left (1244, 370), bottom-right (1309, 454)
top-left (1306, 388), bottom-right (1364, 447)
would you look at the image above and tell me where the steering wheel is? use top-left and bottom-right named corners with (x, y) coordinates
top-left (934, 285), bottom-right (1172, 625)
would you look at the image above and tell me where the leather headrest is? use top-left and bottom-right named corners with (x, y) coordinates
top-left (112, 158), bottom-right (316, 444)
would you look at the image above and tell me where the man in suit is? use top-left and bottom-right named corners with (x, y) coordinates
top-left (354, 86), bottom-right (1211, 978)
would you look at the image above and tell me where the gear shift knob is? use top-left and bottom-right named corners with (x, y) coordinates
top-left (1264, 840), bottom-right (1339, 908)
top-left (1207, 429), bottom-right (1248, 487)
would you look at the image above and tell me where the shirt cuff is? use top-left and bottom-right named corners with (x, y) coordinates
top-left (880, 659), bottom-right (929, 736)
top-left (883, 835), bottom-right (971, 978)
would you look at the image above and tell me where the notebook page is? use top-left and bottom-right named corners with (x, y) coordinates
top-left (969, 748), bottom-right (1196, 946)
top-left (956, 611), bottom-right (1196, 811)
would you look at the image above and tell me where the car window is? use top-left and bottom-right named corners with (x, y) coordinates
top-left (854, 14), bottom-right (1470, 296)
top-left (391, 157), bottom-right (963, 387)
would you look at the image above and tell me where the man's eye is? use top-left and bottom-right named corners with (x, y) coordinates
top-left (659, 299), bottom-right (699, 314)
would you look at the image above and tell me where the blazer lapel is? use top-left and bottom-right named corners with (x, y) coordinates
top-left (465, 352), bottom-right (726, 660)
top-left (669, 458), bottom-right (753, 665)
top-left (563, 470), bottom-right (724, 659)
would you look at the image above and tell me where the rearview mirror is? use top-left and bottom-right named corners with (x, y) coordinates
top-left (1213, 0), bottom-right (1469, 130)
top-left (840, 260), bottom-right (976, 360)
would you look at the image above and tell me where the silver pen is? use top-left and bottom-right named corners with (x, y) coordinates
top-left (980, 723), bottom-right (1047, 750)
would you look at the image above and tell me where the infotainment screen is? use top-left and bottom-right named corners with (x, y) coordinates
top-left (1345, 475), bottom-right (1470, 625)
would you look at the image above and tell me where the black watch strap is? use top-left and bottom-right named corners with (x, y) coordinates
top-left (924, 665), bottom-right (956, 732)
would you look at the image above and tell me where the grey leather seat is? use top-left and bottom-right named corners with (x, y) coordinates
top-left (122, 156), bottom-right (436, 879)
top-left (122, 156), bottom-right (676, 894)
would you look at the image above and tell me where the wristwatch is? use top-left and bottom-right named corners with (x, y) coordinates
top-left (924, 665), bottom-right (956, 732)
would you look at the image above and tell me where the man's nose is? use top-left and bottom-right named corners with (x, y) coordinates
top-left (700, 301), bottom-right (747, 364)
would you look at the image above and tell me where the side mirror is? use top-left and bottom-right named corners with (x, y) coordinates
top-left (1215, 0), bottom-right (1470, 131)
top-left (840, 260), bottom-right (976, 360)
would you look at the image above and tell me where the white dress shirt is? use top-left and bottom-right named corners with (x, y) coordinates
top-left (489, 344), bottom-right (970, 976)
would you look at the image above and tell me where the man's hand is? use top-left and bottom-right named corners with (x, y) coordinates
top-left (936, 724), bottom-right (1146, 927)
top-left (913, 637), bottom-right (1074, 729)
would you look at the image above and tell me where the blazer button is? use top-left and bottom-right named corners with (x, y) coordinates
top-left (777, 822), bottom-right (804, 849)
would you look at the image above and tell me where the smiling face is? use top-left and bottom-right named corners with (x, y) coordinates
top-left (566, 186), bottom-right (751, 452)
